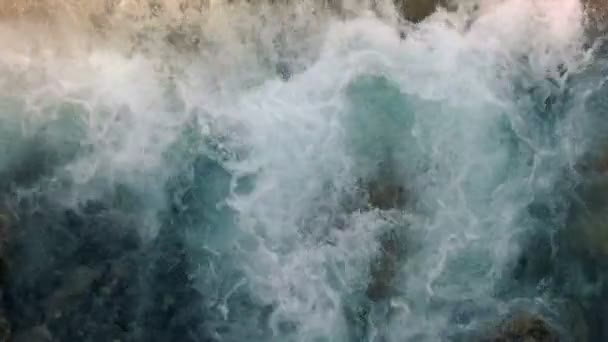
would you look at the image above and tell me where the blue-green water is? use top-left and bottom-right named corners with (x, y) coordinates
top-left (0, 1), bottom-right (607, 341)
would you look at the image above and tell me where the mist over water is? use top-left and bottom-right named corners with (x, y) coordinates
top-left (1, 0), bottom-right (607, 341)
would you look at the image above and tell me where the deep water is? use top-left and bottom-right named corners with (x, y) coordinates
top-left (1, 0), bottom-right (608, 341)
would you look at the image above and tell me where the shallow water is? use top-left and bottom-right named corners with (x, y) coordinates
top-left (1, 0), bottom-right (607, 341)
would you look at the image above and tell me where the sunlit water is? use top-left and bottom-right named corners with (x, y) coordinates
top-left (1, 0), bottom-right (607, 341)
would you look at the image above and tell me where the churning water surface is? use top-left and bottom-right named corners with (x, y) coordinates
top-left (1, 0), bottom-right (607, 341)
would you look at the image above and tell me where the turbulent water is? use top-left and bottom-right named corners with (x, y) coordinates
top-left (1, 0), bottom-right (608, 341)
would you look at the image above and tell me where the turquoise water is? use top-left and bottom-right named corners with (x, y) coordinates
top-left (0, 0), bottom-right (607, 341)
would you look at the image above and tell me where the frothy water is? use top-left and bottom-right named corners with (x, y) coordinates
top-left (1, 0), bottom-right (607, 341)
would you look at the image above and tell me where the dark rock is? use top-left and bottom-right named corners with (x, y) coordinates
top-left (449, 299), bottom-right (479, 326)
top-left (510, 229), bottom-right (554, 289)
top-left (355, 156), bottom-right (410, 302)
top-left (342, 300), bottom-right (370, 341)
top-left (0, 213), bottom-right (8, 238)
top-left (45, 253), bottom-right (141, 342)
top-left (559, 173), bottom-right (608, 263)
top-left (0, 141), bottom-right (233, 341)
top-left (357, 149), bottom-right (409, 212)
top-left (166, 28), bottom-right (201, 53)
top-left (11, 325), bottom-right (52, 342)
top-left (559, 300), bottom-right (588, 342)
top-left (365, 180), bottom-right (407, 211)
top-left (275, 61), bottom-right (292, 81)
top-left (0, 316), bottom-right (10, 342)
top-left (585, 285), bottom-right (608, 342)
top-left (2, 194), bottom-right (144, 340)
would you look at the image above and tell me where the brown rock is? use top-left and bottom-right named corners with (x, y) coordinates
top-left (0, 0), bottom-right (50, 19)
top-left (395, 0), bottom-right (447, 23)
top-left (484, 313), bottom-right (559, 342)
top-left (584, 0), bottom-right (608, 28)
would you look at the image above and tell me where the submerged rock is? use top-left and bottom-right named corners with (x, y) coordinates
top-left (483, 313), bottom-right (559, 342)
top-left (358, 153), bottom-right (409, 212)
top-left (366, 230), bottom-right (404, 302)
top-left (0, 211), bottom-right (9, 287)
top-left (0, 213), bottom-right (8, 237)
top-left (44, 265), bottom-right (103, 320)
top-left (558, 300), bottom-right (589, 342)
top-left (138, 223), bottom-right (207, 342)
top-left (0, 208), bottom-right (11, 342)
top-left (356, 180), bottom-right (408, 303)
top-left (562, 156), bottom-right (608, 262)
top-left (2, 199), bottom-right (140, 341)
top-left (353, 153), bottom-right (411, 302)
top-left (552, 156), bottom-right (608, 340)
top-left (0, 193), bottom-right (210, 342)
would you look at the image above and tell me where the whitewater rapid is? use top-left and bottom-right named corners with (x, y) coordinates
top-left (0, 0), bottom-right (606, 341)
